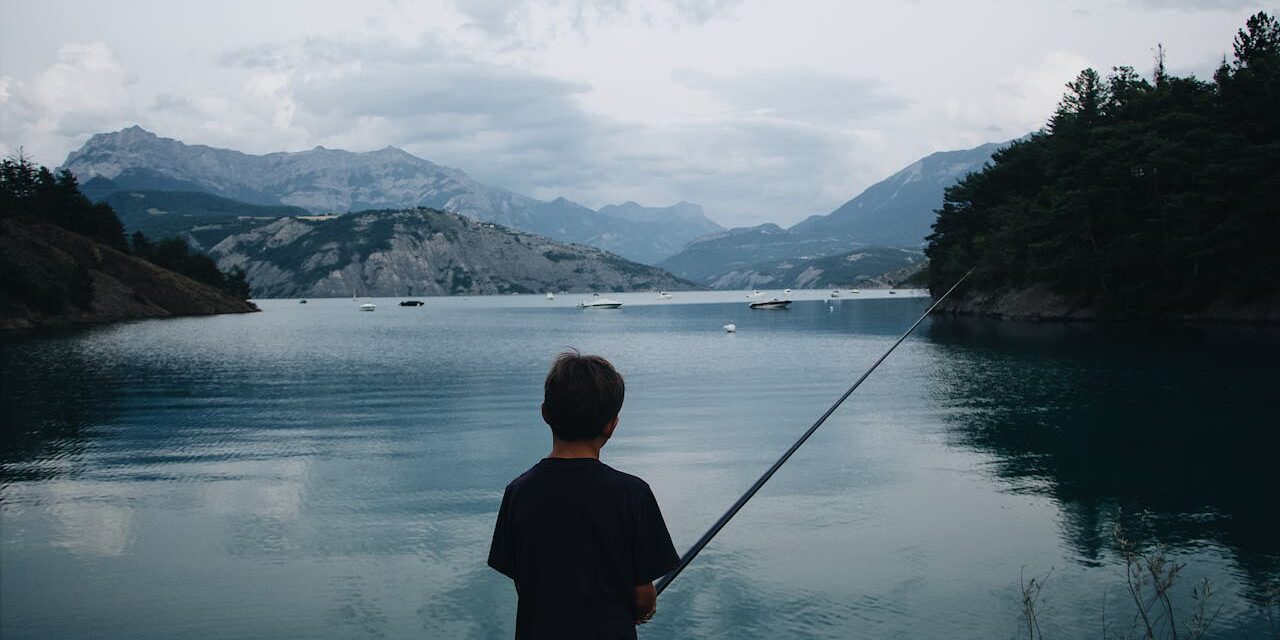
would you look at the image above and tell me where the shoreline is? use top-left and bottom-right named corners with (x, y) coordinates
top-left (937, 285), bottom-right (1280, 325)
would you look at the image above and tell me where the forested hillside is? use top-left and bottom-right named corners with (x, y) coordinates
top-left (1, 157), bottom-right (255, 328)
top-left (926, 12), bottom-right (1279, 320)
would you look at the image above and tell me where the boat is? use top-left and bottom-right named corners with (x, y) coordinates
top-left (359, 303), bottom-right (376, 312)
top-left (546, 292), bottom-right (555, 301)
top-left (580, 294), bottom-right (623, 309)
top-left (724, 323), bottom-right (737, 333)
top-left (657, 291), bottom-right (673, 300)
top-left (749, 298), bottom-right (791, 310)
top-left (830, 289), bottom-right (841, 298)
top-left (850, 289), bottom-right (860, 294)
top-left (299, 299), bottom-right (307, 304)
top-left (747, 290), bottom-right (765, 299)
top-left (784, 288), bottom-right (792, 295)
top-left (889, 290), bottom-right (897, 295)
top-left (399, 300), bottom-right (425, 307)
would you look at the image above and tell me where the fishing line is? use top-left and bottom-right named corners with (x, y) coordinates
top-left (655, 269), bottom-right (973, 596)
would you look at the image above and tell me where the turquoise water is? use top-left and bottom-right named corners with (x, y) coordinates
top-left (2, 292), bottom-right (1277, 639)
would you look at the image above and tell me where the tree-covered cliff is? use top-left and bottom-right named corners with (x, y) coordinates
top-left (926, 12), bottom-right (1279, 320)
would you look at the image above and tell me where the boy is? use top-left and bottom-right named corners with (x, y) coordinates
top-left (488, 350), bottom-right (680, 639)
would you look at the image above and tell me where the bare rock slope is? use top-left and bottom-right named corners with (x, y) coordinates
top-left (210, 208), bottom-right (696, 298)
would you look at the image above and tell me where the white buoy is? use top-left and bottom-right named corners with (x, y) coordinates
top-left (723, 323), bottom-right (737, 333)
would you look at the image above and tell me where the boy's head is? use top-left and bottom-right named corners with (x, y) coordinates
top-left (542, 350), bottom-right (625, 442)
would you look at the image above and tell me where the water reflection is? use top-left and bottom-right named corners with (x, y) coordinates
top-left (1, 328), bottom-right (121, 487)
top-left (925, 318), bottom-right (1280, 601)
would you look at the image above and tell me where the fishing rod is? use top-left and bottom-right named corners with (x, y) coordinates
top-left (655, 269), bottom-right (973, 596)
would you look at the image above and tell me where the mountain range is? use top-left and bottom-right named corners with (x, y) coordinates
top-left (60, 127), bottom-right (1013, 293)
top-left (62, 127), bottom-right (723, 265)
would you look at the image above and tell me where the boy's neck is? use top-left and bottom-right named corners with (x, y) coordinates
top-left (549, 437), bottom-right (604, 460)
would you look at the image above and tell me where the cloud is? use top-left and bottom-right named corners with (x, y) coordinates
top-left (930, 50), bottom-right (1092, 148)
top-left (1130, 0), bottom-right (1261, 9)
top-left (672, 67), bottom-right (909, 124)
top-left (219, 34), bottom-right (869, 225)
top-left (216, 36), bottom-right (609, 186)
top-left (449, 0), bottom-right (740, 39)
top-left (0, 30), bottom-right (906, 227)
top-left (0, 42), bottom-right (136, 161)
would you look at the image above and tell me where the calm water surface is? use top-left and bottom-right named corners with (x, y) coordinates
top-left (2, 291), bottom-right (1277, 639)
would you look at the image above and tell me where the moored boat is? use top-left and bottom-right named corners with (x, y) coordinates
top-left (581, 294), bottom-right (623, 309)
top-left (399, 300), bottom-right (424, 307)
top-left (749, 298), bottom-right (791, 309)
top-left (359, 303), bottom-right (376, 312)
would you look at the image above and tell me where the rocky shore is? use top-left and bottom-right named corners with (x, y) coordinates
top-left (938, 284), bottom-right (1280, 324)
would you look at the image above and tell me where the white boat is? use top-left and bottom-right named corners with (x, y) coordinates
top-left (749, 298), bottom-right (791, 310)
top-left (747, 290), bottom-right (765, 299)
top-left (580, 294), bottom-right (622, 309)
top-left (359, 303), bottom-right (376, 312)
top-left (723, 323), bottom-right (737, 333)
top-left (657, 291), bottom-right (673, 300)
top-left (784, 288), bottom-right (792, 295)
top-left (850, 288), bottom-right (860, 294)
top-left (830, 289), bottom-right (841, 298)
top-left (546, 292), bottom-right (555, 301)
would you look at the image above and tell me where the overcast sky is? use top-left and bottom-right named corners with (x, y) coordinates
top-left (0, 0), bottom-right (1269, 227)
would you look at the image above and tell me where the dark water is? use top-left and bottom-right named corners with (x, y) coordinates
top-left (2, 292), bottom-right (1277, 639)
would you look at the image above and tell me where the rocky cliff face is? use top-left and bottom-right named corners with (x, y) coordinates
top-left (208, 208), bottom-right (696, 298)
top-left (63, 127), bottom-right (723, 264)
top-left (1, 219), bottom-right (257, 330)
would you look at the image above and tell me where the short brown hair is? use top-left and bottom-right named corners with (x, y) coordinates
top-left (542, 350), bottom-right (625, 441)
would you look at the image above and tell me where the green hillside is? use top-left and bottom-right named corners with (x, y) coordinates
top-left (100, 190), bottom-right (307, 250)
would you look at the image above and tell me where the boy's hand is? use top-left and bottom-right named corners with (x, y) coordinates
top-left (634, 583), bottom-right (657, 625)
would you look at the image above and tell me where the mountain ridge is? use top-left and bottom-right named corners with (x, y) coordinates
top-left (208, 207), bottom-right (699, 298)
top-left (61, 127), bottom-right (723, 264)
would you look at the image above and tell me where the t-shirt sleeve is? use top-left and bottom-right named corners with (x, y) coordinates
top-left (487, 486), bottom-right (516, 580)
top-left (634, 484), bottom-right (680, 585)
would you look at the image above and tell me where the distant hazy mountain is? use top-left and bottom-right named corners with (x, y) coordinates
top-left (789, 140), bottom-right (1009, 244)
top-left (705, 247), bottom-right (925, 290)
top-left (208, 207), bottom-right (696, 298)
top-left (591, 201), bottom-right (724, 264)
top-left (658, 138), bottom-right (1011, 288)
top-left (62, 127), bottom-right (723, 264)
top-left (658, 224), bottom-right (858, 283)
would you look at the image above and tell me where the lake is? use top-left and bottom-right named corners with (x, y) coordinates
top-left (2, 291), bottom-right (1277, 639)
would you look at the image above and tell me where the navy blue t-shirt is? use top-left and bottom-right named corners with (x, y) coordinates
top-left (488, 458), bottom-right (679, 639)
